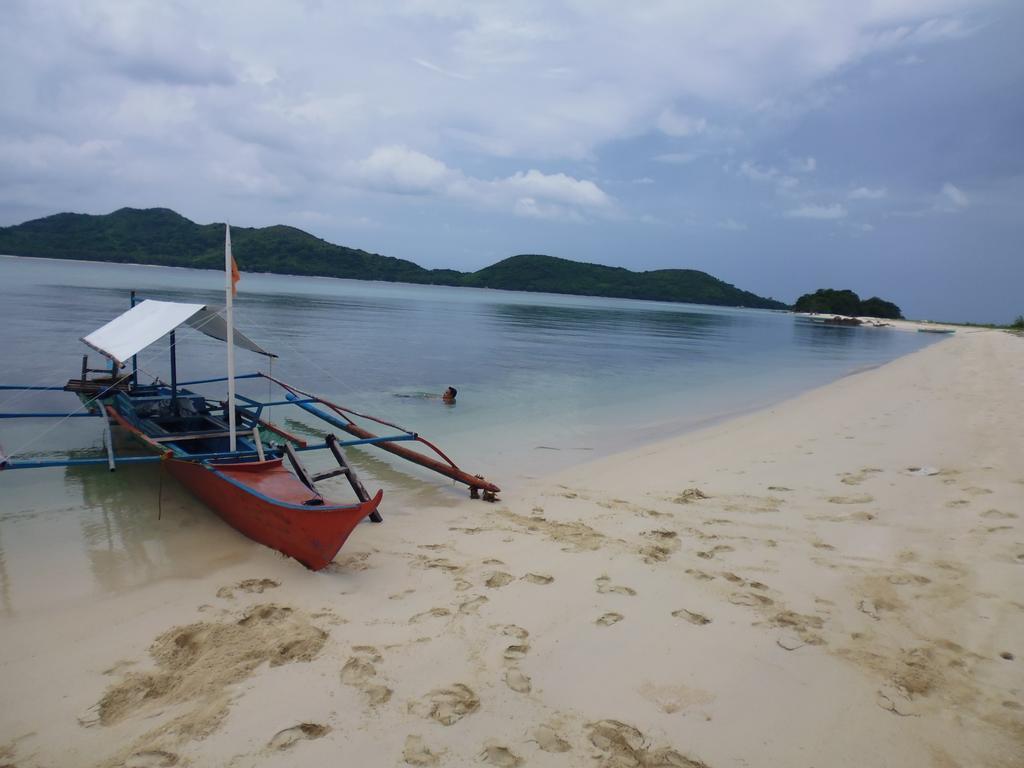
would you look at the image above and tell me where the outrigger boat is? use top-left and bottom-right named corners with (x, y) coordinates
top-left (0, 229), bottom-right (499, 571)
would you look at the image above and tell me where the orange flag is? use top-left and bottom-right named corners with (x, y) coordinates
top-left (226, 223), bottom-right (240, 297)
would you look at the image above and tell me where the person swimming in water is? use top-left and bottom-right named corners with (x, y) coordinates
top-left (394, 386), bottom-right (457, 403)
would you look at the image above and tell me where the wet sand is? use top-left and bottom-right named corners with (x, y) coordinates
top-left (1, 329), bottom-right (1022, 767)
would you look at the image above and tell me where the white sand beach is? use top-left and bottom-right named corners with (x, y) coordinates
top-left (2, 329), bottom-right (1022, 767)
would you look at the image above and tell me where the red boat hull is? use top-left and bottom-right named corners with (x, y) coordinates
top-left (165, 457), bottom-right (382, 571)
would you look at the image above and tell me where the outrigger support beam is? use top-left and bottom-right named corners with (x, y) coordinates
top-left (325, 434), bottom-right (382, 522)
top-left (102, 413), bottom-right (116, 471)
top-left (282, 389), bottom-right (500, 501)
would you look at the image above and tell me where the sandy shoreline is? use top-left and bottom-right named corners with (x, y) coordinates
top-left (2, 330), bottom-right (1022, 767)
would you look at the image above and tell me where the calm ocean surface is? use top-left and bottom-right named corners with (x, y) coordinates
top-left (0, 256), bottom-right (937, 608)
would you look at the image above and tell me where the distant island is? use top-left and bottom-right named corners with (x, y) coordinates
top-left (793, 288), bottom-right (903, 320)
top-left (0, 207), bottom-right (788, 310)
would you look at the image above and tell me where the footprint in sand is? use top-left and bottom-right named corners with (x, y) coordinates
top-left (417, 557), bottom-right (462, 573)
top-left (341, 647), bottom-right (392, 705)
top-left (403, 735), bottom-right (441, 766)
top-left (412, 684), bottom-right (480, 725)
top-left (840, 468), bottom-right (882, 486)
top-left (409, 608), bottom-right (451, 624)
top-left (534, 725), bottom-right (572, 753)
top-left (729, 592), bottom-right (774, 607)
top-left (858, 600), bottom-right (881, 620)
top-left (485, 572), bottom-right (514, 588)
top-left (503, 644), bottom-right (530, 661)
top-left (827, 494), bottom-right (874, 505)
top-left (458, 595), bottom-right (489, 614)
top-left (268, 723), bottom-right (329, 750)
top-left (216, 578), bottom-right (281, 599)
top-left (685, 569), bottom-right (715, 581)
top-left (640, 530), bottom-right (681, 563)
top-left (587, 720), bottom-right (705, 767)
top-left (125, 751), bottom-right (179, 768)
top-left (886, 573), bottom-right (931, 586)
top-left (946, 499), bottom-right (970, 508)
top-left (696, 545), bottom-right (734, 560)
top-left (770, 611), bottom-right (825, 645)
top-left (331, 552), bottom-right (372, 571)
top-left (980, 508), bottom-right (1017, 519)
top-left (504, 667), bottom-right (532, 693)
top-left (595, 575), bottom-right (636, 596)
top-left (963, 486), bottom-right (993, 496)
top-left (523, 573), bottom-right (554, 585)
top-left (672, 609), bottom-right (710, 626)
top-left (673, 488), bottom-right (709, 504)
top-left (596, 612), bottom-right (624, 626)
top-left (497, 509), bottom-right (605, 552)
top-left (493, 624), bottom-right (530, 640)
top-left (480, 742), bottom-right (523, 767)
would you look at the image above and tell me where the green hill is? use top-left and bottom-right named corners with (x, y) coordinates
top-left (464, 254), bottom-right (785, 308)
top-left (793, 288), bottom-right (903, 319)
top-left (0, 207), bottom-right (788, 309)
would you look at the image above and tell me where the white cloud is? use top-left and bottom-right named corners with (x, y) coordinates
top-left (849, 186), bottom-right (887, 199)
top-left (785, 203), bottom-right (847, 220)
top-left (513, 197), bottom-right (583, 221)
top-left (656, 108), bottom-right (707, 137)
top-left (358, 146), bottom-right (453, 195)
top-left (940, 181), bottom-right (969, 209)
top-left (353, 145), bottom-right (611, 220)
top-left (502, 169), bottom-right (611, 208)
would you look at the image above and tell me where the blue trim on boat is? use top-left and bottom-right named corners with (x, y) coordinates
top-left (203, 462), bottom-right (370, 513)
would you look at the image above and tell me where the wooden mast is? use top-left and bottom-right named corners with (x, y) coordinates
top-left (225, 224), bottom-right (237, 451)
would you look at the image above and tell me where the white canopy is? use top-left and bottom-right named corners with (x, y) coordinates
top-left (81, 299), bottom-right (275, 367)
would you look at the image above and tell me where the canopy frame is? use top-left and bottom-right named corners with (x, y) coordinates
top-left (79, 295), bottom-right (276, 415)
top-left (81, 298), bottom-right (275, 368)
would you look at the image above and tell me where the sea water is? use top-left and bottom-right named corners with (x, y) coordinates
top-left (0, 256), bottom-right (938, 608)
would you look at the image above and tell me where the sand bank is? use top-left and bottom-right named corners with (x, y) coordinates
top-left (1, 330), bottom-right (1022, 767)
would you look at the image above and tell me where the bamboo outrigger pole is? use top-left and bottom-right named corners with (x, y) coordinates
top-left (225, 224), bottom-right (237, 452)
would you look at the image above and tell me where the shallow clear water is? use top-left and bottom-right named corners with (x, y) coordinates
top-left (0, 256), bottom-right (938, 609)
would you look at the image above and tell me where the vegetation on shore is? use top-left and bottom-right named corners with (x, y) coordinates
top-left (793, 288), bottom-right (903, 319)
top-left (0, 207), bottom-right (789, 310)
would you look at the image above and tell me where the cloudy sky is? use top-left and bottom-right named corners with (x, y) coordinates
top-left (1, 1), bottom-right (1021, 322)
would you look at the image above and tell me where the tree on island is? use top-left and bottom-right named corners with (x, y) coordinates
top-left (793, 289), bottom-right (903, 319)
